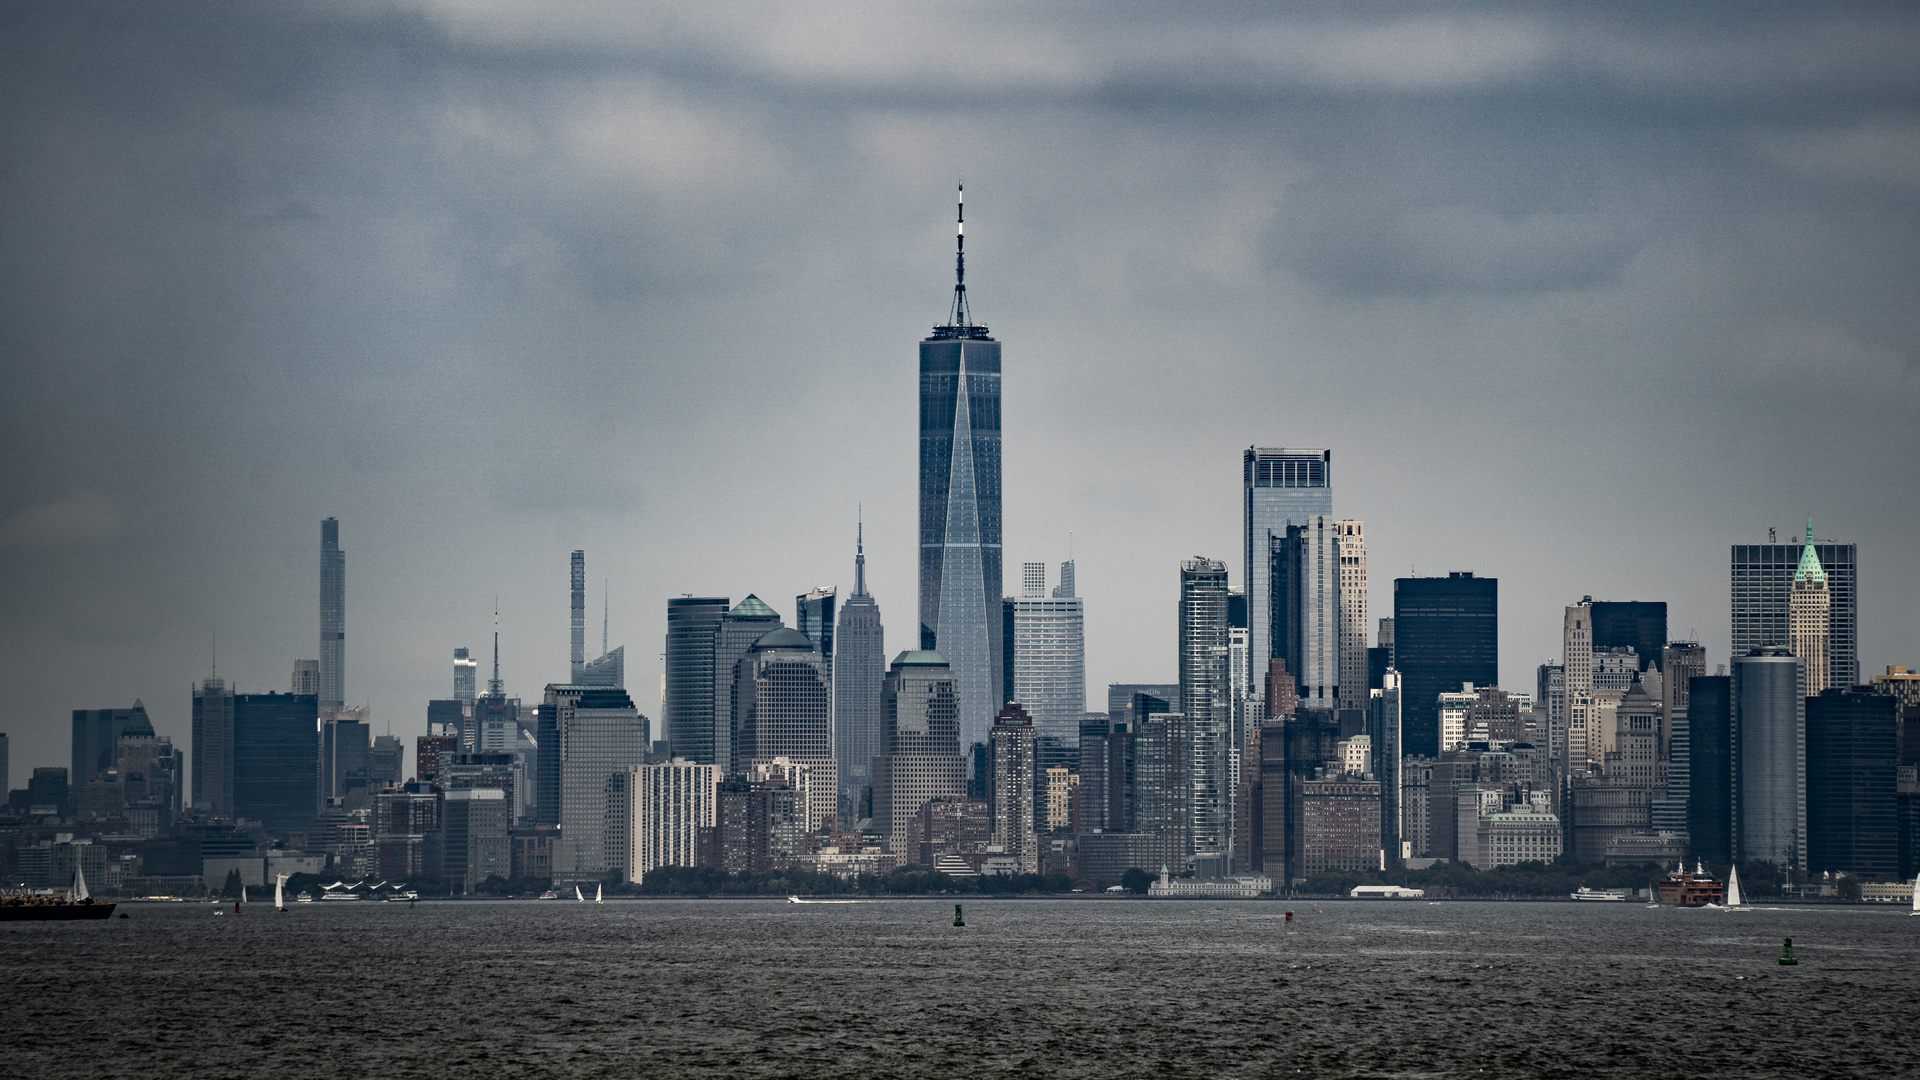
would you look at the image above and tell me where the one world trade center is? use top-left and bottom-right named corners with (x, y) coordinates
top-left (919, 185), bottom-right (1003, 755)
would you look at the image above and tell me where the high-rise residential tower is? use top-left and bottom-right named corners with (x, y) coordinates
top-left (920, 185), bottom-right (1003, 756)
top-left (663, 597), bottom-right (729, 764)
top-left (1179, 557), bottom-right (1232, 863)
top-left (1244, 447), bottom-right (1333, 709)
top-left (1789, 516), bottom-right (1831, 695)
top-left (1335, 521), bottom-right (1369, 712)
top-left (320, 518), bottom-right (345, 709)
top-left (989, 703), bottom-right (1040, 873)
top-left (834, 523), bottom-right (885, 825)
top-left (1731, 527), bottom-right (1857, 687)
top-left (570, 550), bottom-right (586, 682)
top-left (1002, 561), bottom-right (1086, 764)
top-left (1393, 573), bottom-right (1498, 759)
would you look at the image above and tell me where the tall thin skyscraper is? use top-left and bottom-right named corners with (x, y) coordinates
top-left (1244, 448), bottom-right (1333, 708)
top-left (570, 550), bottom-right (586, 682)
top-left (1179, 557), bottom-right (1231, 862)
top-left (1335, 521), bottom-right (1369, 712)
top-left (1789, 516), bottom-right (1831, 694)
top-left (988, 703), bottom-right (1039, 873)
top-left (454, 648), bottom-right (477, 704)
top-left (1731, 527), bottom-right (1857, 687)
top-left (920, 184), bottom-right (1003, 756)
top-left (834, 523), bottom-right (885, 824)
top-left (192, 678), bottom-right (233, 818)
top-left (580, 580), bottom-right (624, 687)
top-left (320, 518), bottom-right (345, 709)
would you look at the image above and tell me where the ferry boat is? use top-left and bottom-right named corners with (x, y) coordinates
top-left (1570, 887), bottom-right (1630, 902)
top-left (0, 867), bottom-right (116, 921)
top-left (1656, 862), bottom-right (1726, 907)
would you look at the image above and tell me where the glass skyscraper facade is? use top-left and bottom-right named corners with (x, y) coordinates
top-left (1243, 448), bottom-right (1333, 707)
top-left (1731, 538), bottom-right (1857, 688)
top-left (1178, 557), bottom-right (1231, 863)
top-left (320, 518), bottom-right (345, 709)
top-left (1392, 573), bottom-right (1498, 759)
top-left (663, 597), bottom-right (729, 765)
top-left (1733, 646), bottom-right (1806, 870)
top-left (920, 194), bottom-right (1003, 756)
top-left (233, 691), bottom-right (319, 836)
top-left (1002, 562), bottom-right (1085, 765)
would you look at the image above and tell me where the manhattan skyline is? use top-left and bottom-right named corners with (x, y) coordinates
top-left (3, 3), bottom-right (1919, 775)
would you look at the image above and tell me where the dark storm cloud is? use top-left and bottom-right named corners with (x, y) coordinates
top-left (1, 1), bottom-right (1917, 775)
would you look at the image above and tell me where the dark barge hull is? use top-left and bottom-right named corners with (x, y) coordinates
top-left (0, 903), bottom-right (117, 920)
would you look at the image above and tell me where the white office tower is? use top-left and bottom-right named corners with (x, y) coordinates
top-left (1002, 561), bottom-right (1086, 763)
top-left (629, 759), bottom-right (719, 884)
top-left (1335, 520), bottom-right (1369, 712)
top-left (454, 648), bottom-right (478, 704)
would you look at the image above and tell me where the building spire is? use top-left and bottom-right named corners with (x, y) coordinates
top-left (488, 600), bottom-right (504, 696)
top-left (1794, 513), bottom-right (1826, 583)
top-left (854, 506), bottom-right (868, 597)
top-left (934, 184), bottom-right (988, 340)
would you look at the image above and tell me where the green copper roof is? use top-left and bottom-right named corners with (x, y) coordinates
top-left (751, 627), bottom-right (815, 651)
top-left (892, 649), bottom-right (950, 668)
top-left (726, 594), bottom-right (779, 620)
top-left (1794, 515), bottom-right (1826, 583)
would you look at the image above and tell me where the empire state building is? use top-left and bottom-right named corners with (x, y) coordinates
top-left (919, 185), bottom-right (1003, 756)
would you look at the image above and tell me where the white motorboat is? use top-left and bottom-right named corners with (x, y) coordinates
top-left (1571, 887), bottom-right (1629, 902)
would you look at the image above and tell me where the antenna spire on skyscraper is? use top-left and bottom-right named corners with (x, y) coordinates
top-left (935, 184), bottom-right (988, 339)
top-left (489, 600), bottom-right (504, 696)
top-left (854, 506), bottom-right (868, 597)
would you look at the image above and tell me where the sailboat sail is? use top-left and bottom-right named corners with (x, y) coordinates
top-left (1910, 875), bottom-right (1918, 914)
top-left (1725, 866), bottom-right (1743, 908)
top-left (595, 884), bottom-right (603, 903)
top-left (575, 885), bottom-right (584, 902)
top-left (71, 864), bottom-right (91, 902)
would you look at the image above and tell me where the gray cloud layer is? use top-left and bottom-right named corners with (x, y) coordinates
top-left (2, 1), bottom-right (1916, 775)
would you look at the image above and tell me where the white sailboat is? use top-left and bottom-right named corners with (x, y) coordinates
top-left (275, 874), bottom-right (289, 912)
top-left (575, 885), bottom-right (585, 902)
top-left (1909, 875), bottom-right (1918, 916)
top-left (595, 884), bottom-right (604, 904)
top-left (1724, 866), bottom-right (1743, 909)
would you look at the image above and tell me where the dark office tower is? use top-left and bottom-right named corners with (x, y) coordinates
top-left (570, 550), bottom-right (586, 681)
top-left (796, 587), bottom-right (837, 683)
top-left (1733, 646), bottom-right (1806, 870)
top-left (1588, 602), bottom-right (1668, 673)
top-left (1244, 447), bottom-right (1334, 699)
top-left (664, 597), bottom-right (729, 763)
top-left (834, 524), bottom-right (885, 824)
top-left (1731, 532), bottom-right (1858, 688)
top-left (232, 691), bottom-right (319, 837)
top-left (1393, 573), bottom-right (1498, 759)
top-left (321, 711), bottom-right (371, 803)
top-left (0, 731), bottom-right (8, 797)
top-left (1078, 715), bottom-right (1112, 832)
top-left (192, 678), bottom-right (234, 818)
top-left (320, 518), bottom-right (345, 709)
top-left (713, 597), bottom-right (783, 772)
top-left (1133, 710), bottom-right (1190, 871)
top-left (73, 703), bottom-right (148, 783)
top-left (1179, 557), bottom-right (1232, 862)
top-left (1109, 684), bottom-right (1181, 720)
top-left (1368, 671), bottom-right (1404, 862)
top-left (920, 185), bottom-right (1003, 755)
top-left (1806, 687), bottom-right (1898, 877)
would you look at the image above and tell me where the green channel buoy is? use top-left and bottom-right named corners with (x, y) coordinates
top-left (953, 904), bottom-right (965, 927)
top-left (1779, 937), bottom-right (1798, 965)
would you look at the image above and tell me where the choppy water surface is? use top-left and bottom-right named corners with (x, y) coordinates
top-left (5, 898), bottom-right (1918, 1078)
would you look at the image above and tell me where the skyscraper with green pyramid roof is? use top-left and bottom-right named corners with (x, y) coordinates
top-left (1790, 515), bottom-right (1831, 694)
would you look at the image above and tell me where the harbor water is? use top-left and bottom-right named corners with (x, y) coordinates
top-left (4, 898), bottom-right (1918, 1077)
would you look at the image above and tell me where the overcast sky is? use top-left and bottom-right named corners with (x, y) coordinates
top-left (3, 1), bottom-right (1917, 780)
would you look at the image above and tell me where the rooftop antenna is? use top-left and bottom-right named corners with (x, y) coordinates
top-left (854, 505), bottom-right (867, 597)
top-left (489, 598), bottom-right (504, 697)
top-left (935, 184), bottom-right (988, 339)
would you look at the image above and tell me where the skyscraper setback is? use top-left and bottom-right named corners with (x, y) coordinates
top-left (919, 185), bottom-right (1003, 754)
top-left (320, 518), bottom-right (345, 709)
top-left (834, 523), bottom-right (885, 826)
